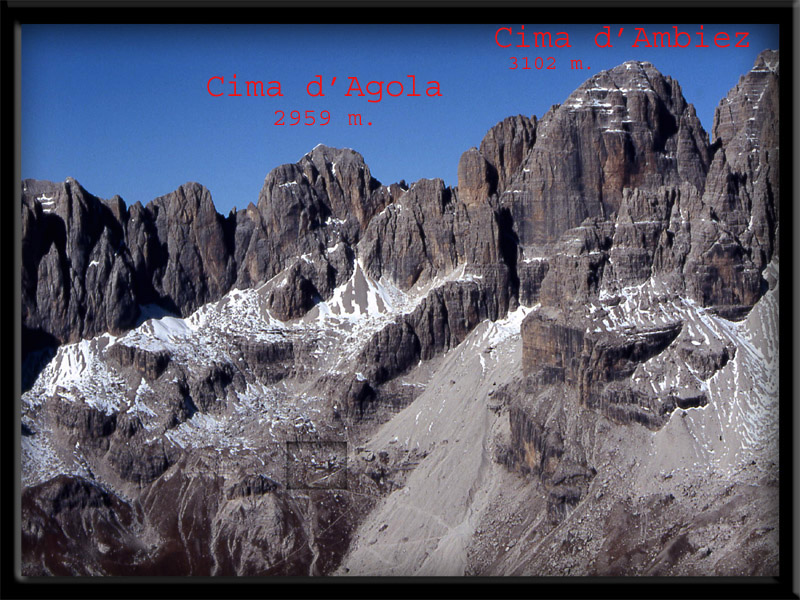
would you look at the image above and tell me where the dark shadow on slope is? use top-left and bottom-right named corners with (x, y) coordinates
top-left (496, 206), bottom-right (520, 302)
top-left (21, 326), bottom-right (59, 393)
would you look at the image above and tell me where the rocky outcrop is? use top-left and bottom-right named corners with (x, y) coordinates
top-left (500, 382), bottom-right (598, 518)
top-left (51, 398), bottom-right (118, 440)
top-left (106, 438), bottom-right (179, 485)
top-left (182, 362), bottom-right (240, 413)
top-left (22, 467), bottom-right (363, 576)
top-left (676, 339), bottom-right (735, 381)
top-left (234, 337), bottom-right (295, 384)
top-left (708, 48), bottom-right (780, 270)
top-left (479, 114), bottom-right (538, 195)
top-left (233, 146), bottom-right (397, 295)
top-left (521, 309), bottom-right (588, 384)
top-left (355, 175), bottom-right (516, 384)
top-left (106, 344), bottom-right (171, 381)
top-left (355, 275), bottom-right (512, 390)
top-left (607, 186), bottom-right (680, 287)
top-left (358, 320), bottom-right (421, 386)
top-left (457, 148), bottom-right (496, 208)
top-left (359, 179), bottom-right (462, 289)
top-left (226, 474), bottom-right (280, 500)
top-left (22, 475), bottom-right (140, 576)
top-left (580, 321), bottom-right (684, 385)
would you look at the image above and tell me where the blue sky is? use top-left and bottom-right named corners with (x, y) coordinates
top-left (22, 24), bottom-right (779, 215)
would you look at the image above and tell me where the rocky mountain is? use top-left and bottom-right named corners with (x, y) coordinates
top-left (21, 146), bottom-right (398, 361)
top-left (21, 50), bottom-right (780, 576)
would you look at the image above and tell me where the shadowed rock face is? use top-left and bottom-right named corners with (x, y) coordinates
top-left (136, 182), bottom-right (236, 314)
top-left (22, 178), bottom-right (140, 352)
top-left (21, 52), bottom-right (780, 577)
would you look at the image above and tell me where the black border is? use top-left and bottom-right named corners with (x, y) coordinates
top-left (2, 2), bottom-right (797, 599)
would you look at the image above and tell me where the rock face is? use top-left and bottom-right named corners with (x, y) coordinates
top-left (21, 51), bottom-right (780, 577)
top-left (522, 309), bottom-right (687, 429)
top-left (22, 179), bottom-right (139, 357)
top-left (500, 61), bottom-right (712, 249)
top-left (457, 114), bottom-right (537, 208)
top-left (128, 182), bottom-right (237, 314)
top-left (687, 49), bottom-right (779, 314)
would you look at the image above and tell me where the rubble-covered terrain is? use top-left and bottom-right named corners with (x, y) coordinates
top-left (21, 51), bottom-right (780, 576)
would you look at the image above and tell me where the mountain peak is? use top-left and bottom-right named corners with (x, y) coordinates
top-left (753, 48), bottom-right (779, 73)
top-left (712, 49), bottom-right (779, 149)
top-left (564, 59), bottom-right (681, 111)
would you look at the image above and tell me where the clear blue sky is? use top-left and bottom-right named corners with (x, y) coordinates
top-left (22, 24), bottom-right (779, 215)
